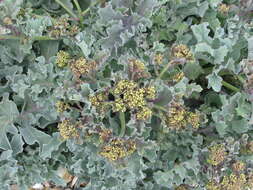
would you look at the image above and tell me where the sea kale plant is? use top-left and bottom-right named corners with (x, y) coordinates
top-left (0, 0), bottom-right (253, 189)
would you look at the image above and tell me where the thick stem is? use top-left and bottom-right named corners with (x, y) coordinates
top-left (119, 112), bottom-right (126, 137)
top-left (73, 0), bottom-right (84, 28)
top-left (55, 0), bottom-right (77, 18)
top-left (158, 58), bottom-right (186, 79)
top-left (153, 104), bottom-right (168, 113)
top-left (221, 81), bottom-right (240, 92)
top-left (82, 0), bottom-right (101, 15)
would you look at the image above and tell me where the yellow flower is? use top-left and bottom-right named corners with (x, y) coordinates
top-left (129, 59), bottom-right (145, 71)
top-left (55, 101), bottom-right (69, 112)
top-left (172, 72), bottom-right (184, 82)
top-left (206, 180), bottom-right (220, 190)
top-left (207, 144), bottom-right (227, 166)
top-left (57, 120), bottom-right (79, 140)
top-left (55, 51), bottom-right (70, 68)
top-left (144, 86), bottom-right (156, 99)
top-left (124, 88), bottom-right (146, 109)
top-left (113, 98), bottom-right (127, 112)
top-left (113, 80), bottom-right (137, 95)
top-left (165, 104), bottom-right (188, 130)
top-left (221, 173), bottom-right (247, 190)
top-left (136, 106), bottom-right (152, 120)
top-left (187, 112), bottom-right (200, 129)
top-left (172, 44), bottom-right (194, 61)
top-left (100, 139), bottom-right (136, 161)
top-left (154, 53), bottom-right (163, 65)
top-left (218, 4), bottom-right (230, 14)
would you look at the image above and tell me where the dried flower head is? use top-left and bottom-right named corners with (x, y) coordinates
top-left (3, 17), bottom-right (12, 25)
top-left (55, 101), bottom-right (69, 112)
top-left (175, 184), bottom-right (188, 190)
top-left (207, 144), bottom-right (227, 166)
top-left (89, 92), bottom-right (108, 113)
top-left (232, 161), bottom-right (245, 172)
top-left (172, 44), bottom-right (194, 61)
top-left (58, 119), bottom-right (79, 140)
top-left (100, 139), bottom-right (136, 161)
top-left (99, 128), bottom-right (112, 142)
top-left (70, 58), bottom-right (97, 77)
top-left (55, 51), bottom-right (70, 68)
top-left (128, 59), bottom-right (149, 80)
top-left (113, 80), bottom-right (137, 95)
top-left (218, 4), bottom-right (230, 14)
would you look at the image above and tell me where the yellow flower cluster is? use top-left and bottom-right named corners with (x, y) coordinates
top-left (57, 119), bottom-right (79, 140)
top-left (100, 139), bottom-right (136, 161)
top-left (165, 103), bottom-right (200, 130)
top-left (206, 173), bottom-right (248, 190)
top-left (55, 51), bottom-right (70, 68)
top-left (112, 80), bottom-right (156, 120)
top-left (89, 92), bottom-right (108, 113)
top-left (172, 44), bottom-right (194, 61)
top-left (49, 17), bottom-right (79, 37)
top-left (70, 58), bottom-right (97, 77)
top-left (136, 106), bottom-right (152, 120)
top-left (232, 161), bottom-right (245, 173)
top-left (218, 4), bottom-right (230, 14)
top-left (172, 72), bottom-right (184, 82)
top-left (154, 53), bottom-right (163, 65)
top-left (207, 144), bottom-right (227, 166)
top-left (55, 101), bottom-right (69, 112)
top-left (175, 184), bottom-right (188, 190)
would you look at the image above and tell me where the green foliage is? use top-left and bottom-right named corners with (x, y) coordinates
top-left (0, 0), bottom-right (252, 189)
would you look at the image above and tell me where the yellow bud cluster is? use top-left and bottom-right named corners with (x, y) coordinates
top-left (144, 86), bottom-right (156, 99)
top-left (218, 4), bottom-right (230, 14)
top-left (136, 106), bottom-right (152, 120)
top-left (221, 173), bottom-right (247, 190)
top-left (124, 88), bottom-right (146, 109)
top-left (55, 51), bottom-right (70, 68)
top-left (172, 44), bottom-right (194, 61)
top-left (154, 53), bottom-right (163, 65)
top-left (113, 98), bottom-right (127, 112)
top-left (100, 139), bottom-right (136, 161)
top-left (187, 112), bottom-right (200, 129)
top-left (129, 59), bottom-right (145, 71)
top-left (232, 161), bottom-right (245, 173)
top-left (57, 119), bottom-right (79, 140)
top-left (112, 80), bottom-right (155, 120)
top-left (206, 173), bottom-right (249, 190)
top-left (165, 103), bottom-right (200, 130)
top-left (172, 72), bottom-right (184, 82)
top-left (207, 144), bottom-right (227, 166)
top-left (113, 80), bottom-right (137, 95)
top-left (55, 101), bottom-right (69, 112)
top-left (70, 57), bottom-right (97, 77)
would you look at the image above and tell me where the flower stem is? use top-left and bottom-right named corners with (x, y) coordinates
top-left (73, 0), bottom-right (84, 28)
top-left (221, 81), bottom-right (240, 92)
top-left (55, 0), bottom-right (77, 18)
top-left (153, 104), bottom-right (168, 113)
top-left (0, 35), bottom-right (57, 41)
top-left (119, 112), bottom-right (126, 137)
top-left (82, 0), bottom-right (101, 15)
